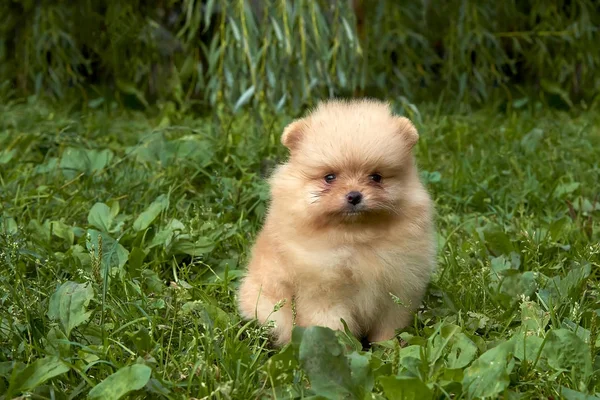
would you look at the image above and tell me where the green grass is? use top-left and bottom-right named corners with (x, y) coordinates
top-left (0, 99), bottom-right (599, 399)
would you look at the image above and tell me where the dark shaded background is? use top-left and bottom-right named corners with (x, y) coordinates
top-left (1, 0), bottom-right (598, 111)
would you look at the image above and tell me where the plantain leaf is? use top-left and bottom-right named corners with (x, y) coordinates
top-left (7, 356), bottom-right (70, 396)
top-left (298, 326), bottom-right (354, 398)
top-left (379, 376), bottom-right (433, 400)
top-left (463, 340), bottom-right (514, 398)
top-left (545, 329), bottom-right (592, 382)
top-left (88, 364), bottom-right (152, 400)
top-left (133, 194), bottom-right (169, 232)
top-left (47, 281), bottom-right (94, 337)
top-left (88, 202), bottom-right (113, 232)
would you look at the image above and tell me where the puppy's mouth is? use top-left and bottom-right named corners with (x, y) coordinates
top-left (340, 205), bottom-right (368, 218)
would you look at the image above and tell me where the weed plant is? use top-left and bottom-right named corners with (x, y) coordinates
top-left (0, 98), bottom-right (599, 398)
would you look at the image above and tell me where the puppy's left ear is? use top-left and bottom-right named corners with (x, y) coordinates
top-left (395, 117), bottom-right (419, 149)
top-left (281, 118), bottom-right (307, 151)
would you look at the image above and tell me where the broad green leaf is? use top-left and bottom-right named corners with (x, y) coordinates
top-left (498, 271), bottom-right (538, 303)
top-left (463, 340), bottom-right (514, 399)
top-left (141, 269), bottom-right (165, 294)
top-left (172, 237), bottom-right (214, 256)
top-left (483, 227), bottom-right (514, 256)
top-left (1, 216), bottom-right (18, 234)
top-left (548, 216), bottom-right (570, 241)
top-left (520, 300), bottom-right (548, 335)
top-left (447, 333), bottom-right (478, 369)
top-left (0, 149), bottom-right (16, 164)
top-left (203, 304), bottom-right (231, 329)
top-left (110, 201), bottom-right (120, 219)
top-left (520, 128), bottom-right (544, 153)
top-left (572, 197), bottom-right (600, 212)
top-left (554, 182), bottom-right (580, 199)
top-left (145, 378), bottom-right (171, 397)
top-left (558, 386), bottom-right (600, 400)
top-left (128, 327), bottom-right (153, 354)
top-left (133, 194), bottom-right (169, 232)
top-left (540, 264), bottom-right (591, 304)
top-left (490, 255), bottom-right (512, 275)
top-left (514, 333), bottom-right (544, 362)
top-left (88, 202), bottom-right (113, 232)
top-left (513, 301), bottom-right (547, 364)
top-left (128, 247), bottom-right (147, 275)
top-left (45, 327), bottom-right (71, 357)
top-left (179, 302), bottom-right (230, 330)
top-left (149, 218), bottom-right (185, 249)
top-left (34, 157), bottom-right (59, 174)
top-left (126, 133), bottom-right (165, 164)
top-left (26, 219), bottom-right (76, 245)
top-left (127, 134), bottom-right (214, 169)
top-left (88, 97), bottom-right (105, 108)
top-left (420, 170), bottom-right (441, 184)
top-left (291, 325), bottom-right (307, 348)
top-left (179, 300), bottom-right (204, 316)
top-left (512, 97), bottom-right (529, 109)
top-left (379, 376), bottom-right (432, 400)
top-left (428, 171), bottom-right (441, 183)
top-left (7, 356), bottom-right (69, 395)
top-left (559, 264), bottom-right (591, 297)
top-left (348, 351), bottom-right (374, 397)
top-left (47, 281), bottom-right (94, 337)
top-left (299, 326), bottom-right (354, 398)
top-left (339, 318), bottom-right (363, 352)
top-left (59, 147), bottom-right (113, 179)
top-left (172, 136), bottom-right (214, 167)
top-left (49, 220), bottom-right (75, 244)
top-left (0, 361), bottom-right (23, 379)
top-left (264, 344), bottom-right (299, 384)
top-left (428, 323), bottom-right (461, 365)
top-left (88, 364), bottom-right (152, 400)
top-left (86, 149), bottom-right (114, 173)
top-left (399, 345), bottom-right (424, 375)
top-left (545, 329), bottom-right (592, 382)
top-left (70, 244), bottom-right (91, 266)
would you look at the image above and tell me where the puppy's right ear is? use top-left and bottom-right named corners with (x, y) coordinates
top-left (281, 119), bottom-right (307, 151)
top-left (395, 116), bottom-right (419, 149)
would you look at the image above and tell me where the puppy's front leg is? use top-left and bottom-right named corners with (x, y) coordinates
top-left (297, 300), bottom-right (358, 335)
top-left (367, 305), bottom-right (412, 343)
top-left (238, 276), bottom-right (294, 345)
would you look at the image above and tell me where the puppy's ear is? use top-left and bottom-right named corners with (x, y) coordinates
top-left (281, 118), bottom-right (307, 151)
top-left (395, 116), bottom-right (419, 149)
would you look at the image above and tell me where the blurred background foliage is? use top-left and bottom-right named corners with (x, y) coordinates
top-left (1, 0), bottom-right (598, 112)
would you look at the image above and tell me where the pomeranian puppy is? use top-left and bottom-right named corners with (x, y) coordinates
top-left (238, 99), bottom-right (435, 346)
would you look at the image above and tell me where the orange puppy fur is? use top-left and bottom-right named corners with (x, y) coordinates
top-left (238, 99), bottom-right (436, 345)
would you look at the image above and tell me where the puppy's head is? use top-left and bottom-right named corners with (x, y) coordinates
top-left (272, 99), bottom-right (421, 226)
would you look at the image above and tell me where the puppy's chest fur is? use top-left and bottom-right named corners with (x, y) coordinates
top-left (284, 238), bottom-right (396, 296)
top-left (280, 238), bottom-right (404, 330)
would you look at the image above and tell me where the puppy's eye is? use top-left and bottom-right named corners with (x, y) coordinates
top-left (324, 174), bottom-right (336, 184)
top-left (369, 173), bottom-right (383, 183)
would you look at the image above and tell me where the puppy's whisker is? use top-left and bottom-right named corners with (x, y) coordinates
top-left (377, 203), bottom-right (402, 217)
top-left (308, 191), bottom-right (322, 205)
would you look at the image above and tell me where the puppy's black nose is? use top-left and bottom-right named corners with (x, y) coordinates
top-left (346, 191), bottom-right (363, 205)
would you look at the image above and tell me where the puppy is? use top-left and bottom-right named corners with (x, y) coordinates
top-left (238, 99), bottom-right (435, 346)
